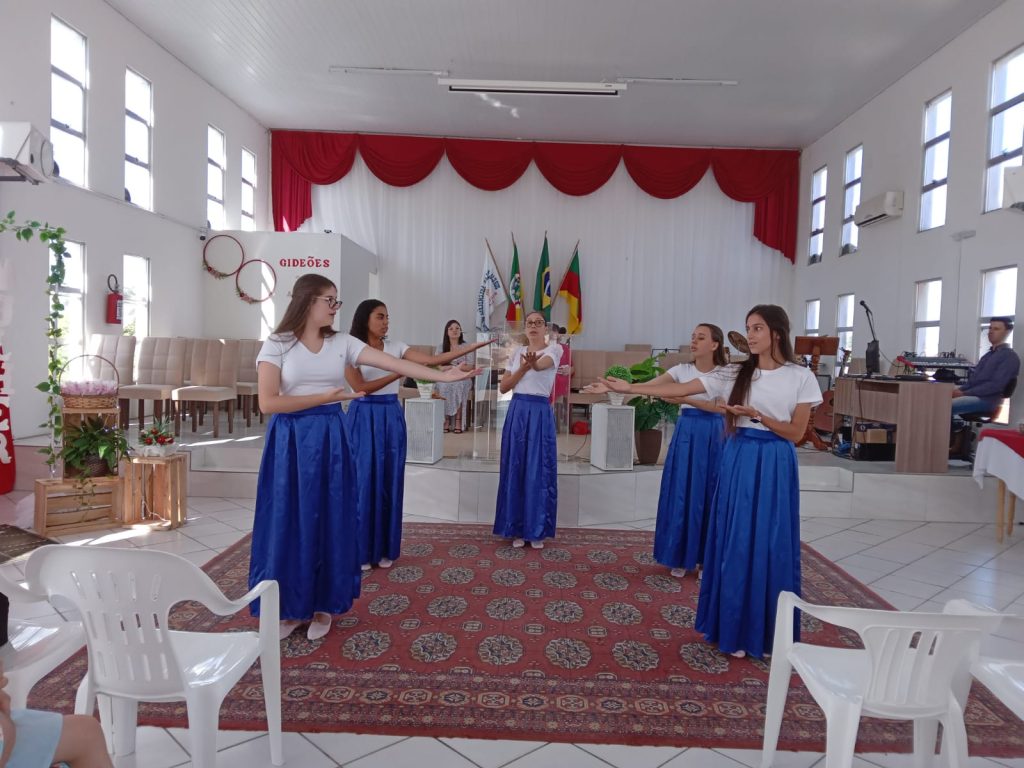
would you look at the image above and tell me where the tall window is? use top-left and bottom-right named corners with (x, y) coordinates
top-left (50, 16), bottom-right (87, 186)
top-left (979, 267), bottom-right (1018, 357)
top-left (122, 254), bottom-right (150, 338)
top-left (241, 148), bottom-right (256, 231)
top-left (840, 146), bottom-right (862, 255)
top-left (52, 241), bottom-right (86, 367)
top-left (805, 299), bottom-right (821, 336)
top-left (124, 69), bottom-right (152, 209)
top-left (913, 279), bottom-right (942, 356)
top-left (836, 293), bottom-right (855, 363)
top-left (808, 166), bottom-right (827, 265)
top-left (985, 44), bottom-right (1024, 211)
top-left (920, 91), bottom-right (952, 231)
top-left (207, 125), bottom-right (226, 230)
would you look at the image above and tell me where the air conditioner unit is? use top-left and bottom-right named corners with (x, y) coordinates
top-left (1004, 166), bottom-right (1024, 213)
top-left (405, 397), bottom-right (444, 464)
top-left (590, 403), bottom-right (635, 471)
top-left (0, 123), bottom-right (55, 184)
top-left (853, 190), bottom-right (903, 228)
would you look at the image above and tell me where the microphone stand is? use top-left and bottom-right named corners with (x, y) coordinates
top-left (862, 304), bottom-right (880, 377)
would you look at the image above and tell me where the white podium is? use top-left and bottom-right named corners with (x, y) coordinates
top-left (590, 403), bottom-right (635, 471)
top-left (405, 397), bottom-right (445, 464)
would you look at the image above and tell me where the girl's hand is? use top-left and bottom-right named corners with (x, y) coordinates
top-left (442, 366), bottom-right (482, 382)
top-left (583, 380), bottom-right (610, 394)
top-left (470, 338), bottom-right (496, 351)
top-left (599, 376), bottom-right (632, 393)
top-left (522, 351), bottom-right (540, 370)
top-left (458, 362), bottom-right (475, 372)
top-left (724, 403), bottom-right (760, 419)
top-left (329, 388), bottom-right (365, 402)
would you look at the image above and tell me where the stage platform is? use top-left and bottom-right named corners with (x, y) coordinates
top-left (11, 417), bottom-right (996, 527)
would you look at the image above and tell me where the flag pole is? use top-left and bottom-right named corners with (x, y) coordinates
top-left (484, 237), bottom-right (508, 295)
top-left (554, 239), bottom-right (580, 296)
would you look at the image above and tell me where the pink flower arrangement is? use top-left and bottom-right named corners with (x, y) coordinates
top-left (60, 380), bottom-right (118, 396)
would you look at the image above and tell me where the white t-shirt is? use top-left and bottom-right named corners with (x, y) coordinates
top-left (699, 362), bottom-right (822, 430)
top-left (357, 339), bottom-right (410, 396)
top-left (510, 343), bottom-right (563, 396)
top-left (257, 333), bottom-right (367, 398)
top-left (667, 363), bottom-right (720, 409)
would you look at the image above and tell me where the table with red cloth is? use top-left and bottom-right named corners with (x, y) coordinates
top-left (973, 428), bottom-right (1024, 542)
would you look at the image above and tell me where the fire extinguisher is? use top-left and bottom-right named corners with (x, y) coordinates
top-left (106, 274), bottom-right (123, 325)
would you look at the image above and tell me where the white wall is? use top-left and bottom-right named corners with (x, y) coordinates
top-left (792, 0), bottom-right (1024, 420)
top-left (0, 0), bottom-right (269, 438)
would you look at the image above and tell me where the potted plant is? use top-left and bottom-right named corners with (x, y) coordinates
top-left (138, 418), bottom-right (176, 457)
top-left (602, 365), bottom-right (632, 406)
top-left (625, 355), bottom-right (680, 465)
top-left (61, 416), bottom-right (130, 479)
top-left (414, 376), bottom-right (436, 399)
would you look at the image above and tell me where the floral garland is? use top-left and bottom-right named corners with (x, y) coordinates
top-left (201, 234), bottom-right (244, 279)
top-left (235, 258), bottom-right (277, 304)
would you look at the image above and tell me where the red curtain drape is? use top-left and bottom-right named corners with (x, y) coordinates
top-left (272, 130), bottom-right (799, 262)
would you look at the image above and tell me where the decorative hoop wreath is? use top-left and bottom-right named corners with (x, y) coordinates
top-left (201, 234), bottom-right (245, 279)
top-left (235, 258), bottom-right (277, 304)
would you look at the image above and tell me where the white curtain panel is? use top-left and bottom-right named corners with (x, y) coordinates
top-left (301, 154), bottom-right (794, 351)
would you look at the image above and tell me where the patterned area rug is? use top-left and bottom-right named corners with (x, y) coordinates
top-left (29, 523), bottom-right (1024, 754)
top-left (0, 524), bottom-right (56, 564)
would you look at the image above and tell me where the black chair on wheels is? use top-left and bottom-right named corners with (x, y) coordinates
top-left (954, 376), bottom-right (1018, 461)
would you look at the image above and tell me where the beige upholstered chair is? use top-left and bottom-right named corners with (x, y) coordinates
top-left (180, 337), bottom-right (195, 386)
top-left (87, 334), bottom-right (137, 387)
top-left (235, 339), bottom-right (262, 428)
top-left (117, 337), bottom-right (186, 430)
top-left (172, 339), bottom-right (240, 438)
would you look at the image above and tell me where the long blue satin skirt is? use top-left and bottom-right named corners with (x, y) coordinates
top-left (695, 427), bottom-right (801, 658)
top-left (653, 409), bottom-right (726, 570)
top-left (493, 394), bottom-right (558, 541)
top-left (347, 394), bottom-right (406, 565)
top-left (249, 404), bottom-right (360, 619)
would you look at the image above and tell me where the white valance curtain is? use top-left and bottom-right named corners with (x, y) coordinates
top-left (300, 154), bottom-right (793, 350)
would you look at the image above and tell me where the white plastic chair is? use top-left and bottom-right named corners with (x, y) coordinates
top-left (760, 591), bottom-right (1006, 768)
top-left (944, 599), bottom-right (1024, 721)
top-left (23, 545), bottom-right (282, 768)
top-left (0, 566), bottom-right (85, 708)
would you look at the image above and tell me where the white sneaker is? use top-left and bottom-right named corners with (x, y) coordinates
top-left (307, 612), bottom-right (332, 641)
top-left (512, 538), bottom-right (526, 548)
top-left (379, 557), bottom-right (393, 568)
top-left (529, 540), bottom-right (544, 549)
top-left (279, 620), bottom-right (301, 641)
top-left (730, 649), bottom-right (746, 659)
top-left (361, 563), bottom-right (372, 572)
top-left (670, 567), bottom-right (687, 578)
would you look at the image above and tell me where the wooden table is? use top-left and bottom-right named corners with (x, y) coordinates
top-left (121, 452), bottom-right (188, 528)
top-left (973, 428), bottom-right (1024, 542)
top-left (833, 377), bottom-right (954, 473)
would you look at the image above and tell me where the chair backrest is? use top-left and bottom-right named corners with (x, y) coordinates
top-left (1003, 376), bottom-right (1018, 398)
top-left (624, 344), bottom-right (652, 354)
top-left (87, 334), bottom-right (137, 385)
top-left (24, 545), bottom-right (225, 699)
top-left (180, 337), bottom-right (195, 382)
top-left (827, 606), bottom-right (1005, 717)
top-left (134, 337), bottom-right (186, 386)
top-left (236, 339), bottom-right (262, 383)
top-left (190, 339), bottom-right (240, 387)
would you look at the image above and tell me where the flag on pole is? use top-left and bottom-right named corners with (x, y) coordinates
top-left (557, 242), bottom-right (583, 334)
top-left (533, 233), bottom-right (552, 321)
top-left (505, 236), bottom-right (524, 323)
top-left (476, 241), bottom-right (508, 332)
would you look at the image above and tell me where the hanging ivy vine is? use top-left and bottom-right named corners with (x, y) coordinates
top-left (0, 210), bottom-right (69, 470)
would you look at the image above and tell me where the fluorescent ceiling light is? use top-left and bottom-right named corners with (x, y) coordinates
top-left (330, 66), bottom-right (449, 77)
top-left (618, 77), bottom-right (739, 86)
top-left (439, 78), bottom-right (625, 96)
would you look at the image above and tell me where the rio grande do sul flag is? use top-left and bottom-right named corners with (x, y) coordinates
top-left (557, 242), bottom-right (583, 334)
top-left (505, 236), bottom-right (524, 323)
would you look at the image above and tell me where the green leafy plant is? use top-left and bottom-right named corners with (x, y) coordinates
top-left (61, 416), bottom-right (129, 478)
top-left (603, 364), bottom-right (633, 382)
top-left (0, 211), bottom-right (70, 471)
top-left (626, 355), bottom-right (680, 431)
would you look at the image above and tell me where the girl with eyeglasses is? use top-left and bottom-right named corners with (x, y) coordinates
top-left (592, 305), bottom-right (821, 659)
top-left (346, 301), bottom-right (492, 572)
top-left (249, 275), bottom-right (478, 641)
top-left (493, 310), bottom-right (563, 550)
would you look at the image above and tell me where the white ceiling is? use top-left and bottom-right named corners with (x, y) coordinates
top-left (105, 0), bottom-right (1006, 148)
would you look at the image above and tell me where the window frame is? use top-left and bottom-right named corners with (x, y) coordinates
top-left (836, 293), bottom-right (855, 375)
top-left (984, 44), bottom-right (1024, 212)
top-left (808, 166), bottom-right (827, 265)
top-left (52, 239), bottom-right (86, 366)
top-left (919, 90), bottom-right (952, 231)
top-left (804, 299), bottom-right (821, 337)
top-left (124, 67), bottom-right (153, 209)
top-left (840, 145), bottom-right (862, 256)
top-left (121, 254), bottom-right (151, 339)
top-left (50, 15), bottom-right (88, 187)
top-left (207, 124), bottom-right (226, 230)
top-left (912, 278), bottom-right (943, 355)
top-left (240, 146), bottom-right (256, 230)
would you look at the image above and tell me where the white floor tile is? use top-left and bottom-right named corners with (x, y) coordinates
top-left (303, 732), bottom-right (408, 765)
top-left (502, 743), bottom-right (618, 768)
top-left (441, 736), bottom-right (547, 768)
top-left (868, 575), bottom-right (946, 601)
top-left (716, 748), bottom-right (822, 768)
top-left (576, 743), bottom-right (685, 768)
top-left (165, 727), bottom-right (266, 755)
top-left (346, 736), bottom-right (478, 768)
top-left (173, 732), bottom-right (335, 767)
top-left (660, 747), bottom-right (750, 767)
top-left (112, 726), bottom-right (190, 768)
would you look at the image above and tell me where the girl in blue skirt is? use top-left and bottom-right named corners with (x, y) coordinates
top-left (345, 301), bottom-right (491, 571)
top-left (494, 311), bottom-right (562, 549)
top-left (594, 324), bottom-right (728, 579)
top-left (249, 275), bottom-right (477, 641)
top-left (595, 305), bottom-right (820, 658)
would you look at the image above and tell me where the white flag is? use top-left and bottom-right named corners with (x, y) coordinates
top-left (476, 244), bottom-right (508, 332)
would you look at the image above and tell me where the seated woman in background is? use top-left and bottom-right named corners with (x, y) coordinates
top-left (549, 325), bottom-right (573, 427)
top-left (435, 319), bottom-right (477, 433)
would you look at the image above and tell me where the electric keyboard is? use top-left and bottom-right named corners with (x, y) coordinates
top-left (897, 353), bottom-right (972, 370)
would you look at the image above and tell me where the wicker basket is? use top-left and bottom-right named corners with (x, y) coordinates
top-left (58, 354), bottom-right (119, 410)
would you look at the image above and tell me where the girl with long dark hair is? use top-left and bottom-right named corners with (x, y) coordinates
top-left (346, 301), bottom-right (491, 571)
top-left (592, 305), bottom-right (821, 658)
top-left (494, 311), bottom-right (562, 549)
top-left (250, 277), bottom-right (477, 641)
top-left (435, 319), bottom-right (476, 433)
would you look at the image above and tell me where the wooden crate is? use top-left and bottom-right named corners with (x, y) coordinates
top-left (122, 453), bottom-right (188, 529)
top-left (34, 476), bottom-right (123, 538)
